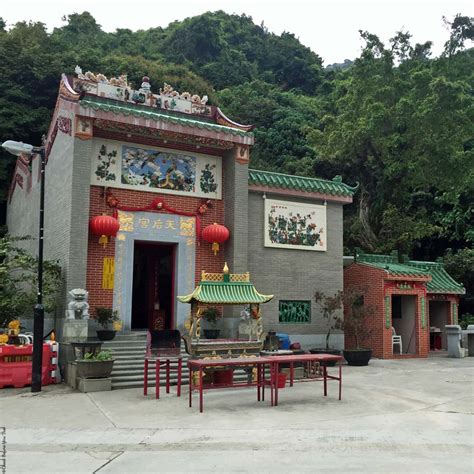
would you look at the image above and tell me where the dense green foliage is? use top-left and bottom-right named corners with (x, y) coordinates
top-left (0, 11), bottom-right (472, 306)
top-left (0, 235), bottom-right (61, 327)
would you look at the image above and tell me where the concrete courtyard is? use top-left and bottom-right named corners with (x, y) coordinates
top-left (0, 356), bottom-right (473, 473)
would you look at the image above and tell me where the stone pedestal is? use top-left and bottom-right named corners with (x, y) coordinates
top-left (77, 377), bottom-right (112, 393)
top-left (60, 319), bottom-right (89, 343)
top-left (446, 325), bottom-right (465, 358)
top-left (66, 362), bottom-right (78, 389)
top-left (463, 325), bottom-right (474, 357)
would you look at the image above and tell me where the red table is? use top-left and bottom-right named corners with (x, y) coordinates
top-left (187, 356), bottom-right (274, 413)
top-left (268, 354), bottom-right (343, 406)
top-left (187, 353), bottom-right (343, 412)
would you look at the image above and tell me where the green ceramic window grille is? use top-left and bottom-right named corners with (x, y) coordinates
top-left (279, 300), bottom-right (311, 324)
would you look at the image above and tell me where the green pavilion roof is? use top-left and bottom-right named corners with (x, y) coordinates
top-left (355, 254), bottom-right (465, 294)
top-left (177, 270), bottom-right (273, 304)
top-left (248, 169), bottom-right (357, 197)
top-left (408, 261), bottom-right (465, 294)
top-left (80, 95), bottom-right (252, 138)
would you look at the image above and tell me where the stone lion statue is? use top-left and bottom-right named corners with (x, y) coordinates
top-left (66, 288), bottom-right (90, 320)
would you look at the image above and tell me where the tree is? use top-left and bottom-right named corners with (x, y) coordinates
top-left (342, 287), bottom-right (376, 350)
top-left (0, 235), bottom-right (62, 327)
top-left (314, 291), bottom-right (343, 350)
top-left (443, 15), bottom-right (474, 56)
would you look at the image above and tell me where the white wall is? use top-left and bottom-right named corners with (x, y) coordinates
top-left (392, 295), bottom-right (417, 354)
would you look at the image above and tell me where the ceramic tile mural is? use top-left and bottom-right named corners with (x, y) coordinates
top-left (264, 198), bottom-right (327, 251)
top-left (122, 146), bottom-right (196, 192)
top-left (91, 139), bottom-right (222, 199)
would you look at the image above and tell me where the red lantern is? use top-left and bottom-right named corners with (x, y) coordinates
top-left (89, 214), bottom-right (120, 248)
top-left (201, 223), bottom-right (230, 256)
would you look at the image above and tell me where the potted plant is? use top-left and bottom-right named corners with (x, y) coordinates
top-left (76, 350), bottom-right (115, 379)
top-left (95, 308), bottom-right (120, 341)
top-left (342, 287), bottom-right (375, 366)
top-left (201, 307), bottom-right (221, 339)
top-left (311, 291), bottom-right (344, 362)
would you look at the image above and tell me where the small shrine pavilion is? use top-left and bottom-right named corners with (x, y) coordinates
top-left (344, 253), bottom-right (465, 358)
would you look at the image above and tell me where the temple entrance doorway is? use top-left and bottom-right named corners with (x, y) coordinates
top-left (429, 300), bottom-right (450, 350)
top-left (131, 241), bottom-right (176, 331)
top-left (391, 295), bottom-right (417, 355)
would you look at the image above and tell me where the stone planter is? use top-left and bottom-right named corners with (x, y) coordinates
top-left (96, 330), bottom-right (116, 341)
top-left (76, 360), bottom-right (115, 379)
top-left (343, 349), bottom-right (372, 366)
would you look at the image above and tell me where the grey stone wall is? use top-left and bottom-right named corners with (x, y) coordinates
top-left (6, 115), bottom-right (92, 326)
top-left (222, 148), bottom-right (249, 323)
top-left (68, 138), bottom-right (92, 290)
top-left (247, 191), bottom-right (345, 349)
top-left (223, 148), bottom-right (248, 273)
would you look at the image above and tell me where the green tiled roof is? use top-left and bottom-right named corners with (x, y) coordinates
top-left (408, 261), bottom-right (465, 294)
top-left (355, 253), bottom-right (465, 293)
top-left (248, 169), bottom-right (357, 197)
top-left (357, 254), bottom-right (429, 277)
top-left (80, 95), bottom-right (252, 138)
top-left (177, 281), bottom-right (274, 304)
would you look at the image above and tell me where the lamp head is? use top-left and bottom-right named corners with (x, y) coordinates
top-left (2, 140), bottom-right (34, 157)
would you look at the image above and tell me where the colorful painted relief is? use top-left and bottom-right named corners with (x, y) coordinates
top-left (264, 199), bottom-right (327, 251)
top-left (91, 139), bottom-right (221, 199)
top-left (122, 146), bottom-right (196, 192)
top-left (200, 163), bottom-right (217, 194)
top-left (95, 144), bottom-right (117, 181)
top-left (279, 300), bottom-right (311, 324)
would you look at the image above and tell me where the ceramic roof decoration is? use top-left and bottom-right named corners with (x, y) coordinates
top-left (72, 67), bottom-right (253, 132)
top-left (355, 253), bottom-right (465, 294)
top-left (177, 269), bottom-right (274, 304)
top-left (248, 169), bottom-right (357, 197)
top-left (79, 96), bottom-right (251, 137)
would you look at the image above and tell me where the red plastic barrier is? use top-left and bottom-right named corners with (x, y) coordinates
top-left (0, 343), bottom-right (56, 389)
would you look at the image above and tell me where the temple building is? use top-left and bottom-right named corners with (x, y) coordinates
top-left (6, 70), bottom-right (356, 349)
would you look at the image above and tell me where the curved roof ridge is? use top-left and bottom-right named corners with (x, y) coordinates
top-left (248, 168), bottom-right (357, 197)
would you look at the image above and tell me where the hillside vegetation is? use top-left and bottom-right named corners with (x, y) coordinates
top-left (0, 11), bottom-right (472, 302)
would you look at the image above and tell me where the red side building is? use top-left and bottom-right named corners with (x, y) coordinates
top-left (344, 253), bottom-right (465, 358)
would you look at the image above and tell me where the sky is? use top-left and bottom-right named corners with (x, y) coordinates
top-left (2, 0), bottom-right (473, 64)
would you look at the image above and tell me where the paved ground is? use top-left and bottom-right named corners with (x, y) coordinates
top-left (0, 356), bottom-right (473, 473)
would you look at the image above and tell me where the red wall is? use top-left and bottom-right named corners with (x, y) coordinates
top-left (86, 185), bottom-right (225, 315)
top-left (344, 263), bottom-right (430, 359)
top-left (343, 264), bottom-right (385, 357)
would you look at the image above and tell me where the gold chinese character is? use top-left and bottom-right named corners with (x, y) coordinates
top-left (187, 238), bottom-right (194, 246)
top-left (180, 217), bottom-right (195, 236)
top-left (139, 218), bottom-right (150, 228)
top-left (166, 220), bottom-right (176, 230)
top-left (153, 219), bottom-right (163, 229)
top-left (118, 211), bottom-right (134, 232)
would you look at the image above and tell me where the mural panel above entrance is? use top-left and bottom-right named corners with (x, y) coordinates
top-left (91, 139), bottom-right (222, 199)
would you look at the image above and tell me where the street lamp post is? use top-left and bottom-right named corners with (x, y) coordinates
top-left (2, 139), bottom-right (46, 393)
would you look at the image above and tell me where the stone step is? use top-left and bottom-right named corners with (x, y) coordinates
top-left (108, 349), bottom-right (146, 356)
top-left (101, 341), bottom-right (147, 347)
top-left (112, 354), bottom-right (147, 362)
